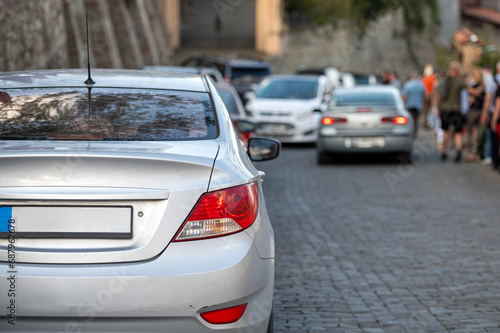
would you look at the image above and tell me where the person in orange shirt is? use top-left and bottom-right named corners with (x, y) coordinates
top-left (422, 64), bottom-right (437, 129)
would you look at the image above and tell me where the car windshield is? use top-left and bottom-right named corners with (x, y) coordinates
top-left (219, 90), bottom-right (238, 115)
top-left (231, 67), bottom-right (271, 85)
top-left (0, 88), bottom-right (217, 141)
top-left (353, 75), bottom-right (371, 85)
top-left (331, 91), bottom-right (397, 107)
top-left (256, 79), bottom-right (318, 100)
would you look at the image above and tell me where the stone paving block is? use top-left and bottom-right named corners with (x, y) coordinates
top-left (260, 143), bottom-right (500, 332)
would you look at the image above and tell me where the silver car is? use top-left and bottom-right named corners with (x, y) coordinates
top-left (0, 69), bottom-right (279, 332)
top-left (317, 85), bottom-right (414, 164)
top-left (142, 65), bottom-right (225, 84)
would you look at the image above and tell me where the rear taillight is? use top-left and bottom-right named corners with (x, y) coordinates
top-left (394, 116), bottom-right (408, 124)
top-left (201, 304), bottom-right (248, 324)
top-left (173, 182), bottom-right (259, 241)
top-left (321, 117), bottom-right (347, 125)
top-left (382, 116), bottom-right (408, 125)
top-left (224, 76), bottom-right (231, 84)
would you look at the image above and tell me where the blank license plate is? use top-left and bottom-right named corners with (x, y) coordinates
top-left (260, 124), bottom-right (288, 134)
top-left (345, 137), bottom-right (385, 148)
top-left (0, 206), bottom-right (132, 239)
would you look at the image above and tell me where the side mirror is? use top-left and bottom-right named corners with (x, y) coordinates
top-left (243, 91), bottom-right (255, 101)
top-left (247, 138), bottom-right (281, 162)
top-left (236, 120), bottom-right (256, 133)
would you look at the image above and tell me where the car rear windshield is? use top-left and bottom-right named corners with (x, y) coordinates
top-left (331, 92), bottom-right (397, 107)
top-left (256, 79), bottom-right (318, 100)
top-left (0, 88), bottom-right (217, 141)
top-left (231, 67), bottom-right (271, 84)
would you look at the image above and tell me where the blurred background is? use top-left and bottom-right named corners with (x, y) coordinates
top-left (1, 0), bottom-right (500, 78)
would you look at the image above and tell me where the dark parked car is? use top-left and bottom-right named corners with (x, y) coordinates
top-left (215, 82), bottom-right (255, 147)
top-left (181, 55), bottom-right (274, 103)
top-left (142, 65), bottom-right (224, 84)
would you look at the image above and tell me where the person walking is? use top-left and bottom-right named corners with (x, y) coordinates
top-left (436, 61), bottom-right (476, 162)
top-left (402, 70), bottom-right (425, 137)
top-left (479, 65), bottom-right (496, 165)
top-left (492, 92), bottom-right (500, 173)
top-left (422, 64), bottom-right (437, 129)
top-left (466, 69), bottom-right (485, 162)
top-left (389, 70), bottom-right (402, 93)
top-left (490, 62), bottom-right (500, 170)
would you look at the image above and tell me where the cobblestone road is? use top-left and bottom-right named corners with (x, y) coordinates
top-left (255, 132), bottom-right (500, 333)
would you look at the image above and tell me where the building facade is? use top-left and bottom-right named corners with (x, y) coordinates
top-left (461, 0), bottom-right (500, 50)
top-left (167, 0), bottom-right (283, 56)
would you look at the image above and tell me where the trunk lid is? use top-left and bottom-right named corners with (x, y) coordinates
top-left (328, 106), bottom-right (402, 134)
top-left (0, 141), bottom-right (219, 264)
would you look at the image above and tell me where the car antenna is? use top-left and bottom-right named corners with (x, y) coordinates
top-left (84, 9), bottom-right (95, 85)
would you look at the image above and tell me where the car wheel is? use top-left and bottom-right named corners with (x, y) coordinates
top-left (317, 151), bottom-right (332, 165)
top-left (266, 308), bottom-right (274, 333)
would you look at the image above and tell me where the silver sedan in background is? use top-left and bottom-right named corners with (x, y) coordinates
top-left (0, 69), bottom-right (279, 333)
top-left (317, 85), bottom-right (414, 164)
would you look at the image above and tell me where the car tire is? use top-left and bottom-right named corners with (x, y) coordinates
top-left (266, 308), bottom-right (274, 333)
top-left (317, 151), bottom-right (332, 165)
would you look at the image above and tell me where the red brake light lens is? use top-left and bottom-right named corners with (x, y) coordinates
top-left (321, 117), bottom-right (347, 125)
top-left (382, 116), bottom-right (408, 125)
top-left (322, 117), bottom-right (334, 125)
top-left (356, 107), bottom-right (372, 112)
top-left (394, 116), bottom-right (408, 124)
top-left (173, 182), bottom-right (259, 241)
top-left (201, 304), bottom-right (248, 324)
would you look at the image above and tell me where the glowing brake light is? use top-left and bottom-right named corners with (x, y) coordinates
top-left (394, 116), bottom-right (408, 124)
top-left (321, 117), bottom-right (347, 125)
top-left (201, 304), bottom-right (248, 324)
top-left (322, 117), bottom-right (334, 125)
top-left (173, 182), bottom-right (259, 241)
top-left (382, 116), bottom-right (408, 125)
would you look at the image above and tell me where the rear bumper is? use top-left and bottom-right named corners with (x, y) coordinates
top-left (318, 135), bottom-right (413, 154)
top-left (0, 232), bottom-right (274, 332)
top-left (266, 129), bottom-right (318, 143)
top-left (255, 119), bottom-right (319, 143)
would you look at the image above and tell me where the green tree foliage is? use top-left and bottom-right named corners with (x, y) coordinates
top-left (285, 0), bottom-right (440, 66)
top-left (285, 0), bottom-right (351, 26)
top-left (477, 48), bottom-right (500, 69)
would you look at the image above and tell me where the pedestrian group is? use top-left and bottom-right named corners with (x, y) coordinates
top-left (386, 61), bottom-right (500, 173)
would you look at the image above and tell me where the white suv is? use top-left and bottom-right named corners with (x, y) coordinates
top-left (245, 75), bottom-right (333, 143)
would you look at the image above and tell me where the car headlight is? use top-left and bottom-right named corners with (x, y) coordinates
top-left (297, 110), bottom-right (314, 119)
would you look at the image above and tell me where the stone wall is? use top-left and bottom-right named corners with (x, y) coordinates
top-left (0, 0), bottom-right (172, 72)
top-left (0, 0), bottom-right (68, 71)
top-left (268, 10), bottom-right (438, 79)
